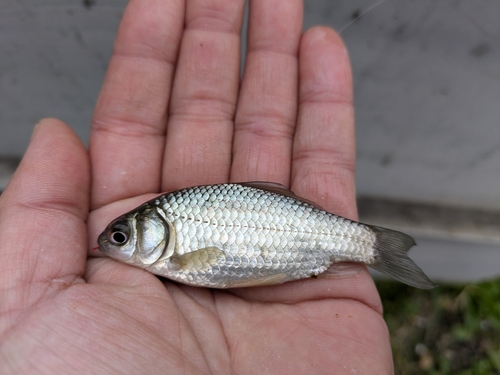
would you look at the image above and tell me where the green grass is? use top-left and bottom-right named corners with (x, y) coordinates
top-left (376, 279), bottom-right (500, 374)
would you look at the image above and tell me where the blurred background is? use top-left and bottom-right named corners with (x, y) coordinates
top-left (1, 1), bottom-right (500, 373)
top-left (2, 0), bottom-right (499, 283)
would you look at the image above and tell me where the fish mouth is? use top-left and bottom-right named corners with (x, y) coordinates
top-left (97, 232), bottom-right (119, 258)
top-left (97, 232), bottom-right (108, 251)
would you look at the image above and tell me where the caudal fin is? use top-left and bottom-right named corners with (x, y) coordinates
top-left (368, 226), bottom-right (437, 289)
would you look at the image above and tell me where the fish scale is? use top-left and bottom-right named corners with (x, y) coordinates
top-left (140, 184), bottom-right (376, 287)
top-left (98, 182), bottom-right (436, 289)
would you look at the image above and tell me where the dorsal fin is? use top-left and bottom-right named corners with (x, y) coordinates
top-left (239, 181), bottom-right (326, 211)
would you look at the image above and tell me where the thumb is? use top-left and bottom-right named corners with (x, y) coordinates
top-left (0, 119), bottom-right (90, 315)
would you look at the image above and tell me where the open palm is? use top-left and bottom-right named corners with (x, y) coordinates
top-left (0, 1), bottom-right (393, 374)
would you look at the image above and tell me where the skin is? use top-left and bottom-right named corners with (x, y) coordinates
top-left (0, 1), bottom-right (393, 374)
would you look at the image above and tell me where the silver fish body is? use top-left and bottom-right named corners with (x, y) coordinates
top-left (98, 182), bottom-right (435, 289)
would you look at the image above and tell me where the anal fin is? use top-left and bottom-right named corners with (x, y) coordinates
top-left (316, 263), bottom-right (363, 279)
top-left (226, 273), bottom-right (288, 288)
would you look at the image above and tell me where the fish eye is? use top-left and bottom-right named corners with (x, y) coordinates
top-left (108, 222), bottom-right (130, 246)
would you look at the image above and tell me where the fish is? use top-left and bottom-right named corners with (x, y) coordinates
top-left (98, 182), bottom-right (436, 289)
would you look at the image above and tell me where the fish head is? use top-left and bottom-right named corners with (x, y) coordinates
top-left (98, 204), bottom-right (169, 267)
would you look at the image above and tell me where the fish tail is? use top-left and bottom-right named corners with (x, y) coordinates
top-left (368, 225), bottom-right (437, 289)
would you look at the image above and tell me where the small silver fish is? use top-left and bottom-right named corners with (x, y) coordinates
top-left (98, 182), bottom-right (436, 289)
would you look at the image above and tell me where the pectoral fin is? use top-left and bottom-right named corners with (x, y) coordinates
top-left (171, 247), bottom-right (225, 271)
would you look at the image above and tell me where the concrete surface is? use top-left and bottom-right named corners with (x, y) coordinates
top-left (1, 0), bottom-right (499, 283)
top-left (359, 197), bottom-right (500, 283)
top-left (0, 0), bottom-right (122, 155)
top-left (370, 236), bottom-right (500, 285)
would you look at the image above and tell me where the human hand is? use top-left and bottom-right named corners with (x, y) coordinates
top-left (0, 1), bottom-right (393, 374)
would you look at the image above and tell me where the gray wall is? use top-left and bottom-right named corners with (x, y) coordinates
top-left (305, 0), bottom-right (500, 210)
top-left (1, 0), bottom-right (122, 154)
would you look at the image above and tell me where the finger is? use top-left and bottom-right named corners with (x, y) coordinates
top-left (162, 0), bottom-right (245, 192)
top-left (90, 0), bottom-right (185, 209)
top-left (289, 27), bottom-right (378, 301)
top-left (0, 119), bottom-right (90, 313)
top-left (291, 27), bottom-right (357, 220)
top-left (230, 0), bottom-right (302, 185)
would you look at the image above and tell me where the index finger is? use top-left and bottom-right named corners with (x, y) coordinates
top-left (89, 0), bottom-right (185, 209)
